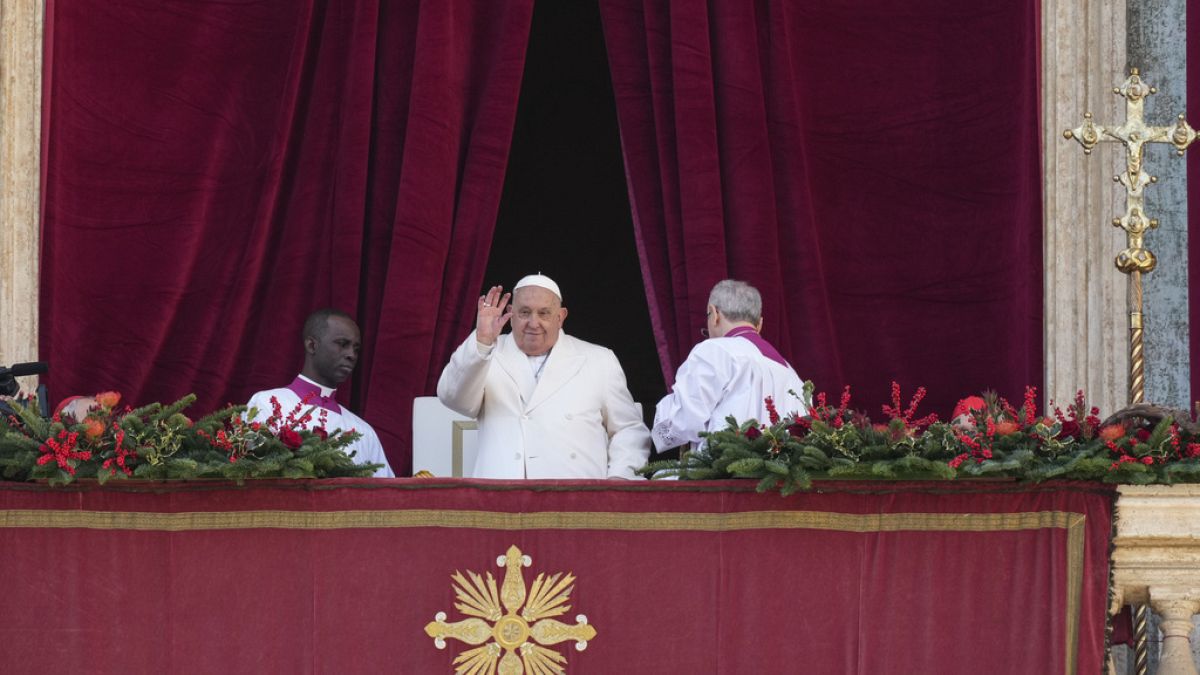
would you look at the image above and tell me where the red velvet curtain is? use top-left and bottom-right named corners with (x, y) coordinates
top-left (600, 0), bottom-right (1044, 418)
top-left (40, 0), bottom-right (534, 475)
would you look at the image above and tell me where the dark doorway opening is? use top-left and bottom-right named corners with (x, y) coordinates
top-left (485, 0), bottom-right (666, 424)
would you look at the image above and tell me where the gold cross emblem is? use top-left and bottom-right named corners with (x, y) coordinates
top-left (425, 545), bottom-right (598, 674)
top-left (1064, 68), bottom-right (1196, 276)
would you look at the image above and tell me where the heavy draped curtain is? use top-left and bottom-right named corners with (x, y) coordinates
top-left (42, 0), bottom-right (1045, 472)
top-left (40, 0), bottom-right (534, 475)
top-left (600, 0), bottom-right (1044, 418)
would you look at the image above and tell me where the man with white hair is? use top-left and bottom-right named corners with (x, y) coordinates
top-left (652, 279), bottom-right (807, 452)
top-left (437, 274), bottom-right (651, 479)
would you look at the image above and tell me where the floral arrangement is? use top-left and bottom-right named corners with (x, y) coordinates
top-left (0, 392), bottom-right (381, 486)
top-left (639, 382), bottom-right (1200, 495)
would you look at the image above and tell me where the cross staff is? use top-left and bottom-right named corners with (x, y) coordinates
top-left (1064, 68), bottom-right (1197, 405)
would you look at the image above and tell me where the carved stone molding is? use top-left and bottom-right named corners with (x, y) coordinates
top-left (1112, 486), bottom-right (1200, 673)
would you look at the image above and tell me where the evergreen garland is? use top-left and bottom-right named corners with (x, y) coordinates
top-left (0, 392), bottom-right (380, 486)
top-left (639, 382), bottom-right (1200, 495)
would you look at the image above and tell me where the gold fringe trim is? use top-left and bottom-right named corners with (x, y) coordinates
top-left (0, 507), bottom-right (1082, 533)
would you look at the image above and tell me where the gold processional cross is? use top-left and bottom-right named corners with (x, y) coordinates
top-left (1064, 68), bottom-right (1197, 405)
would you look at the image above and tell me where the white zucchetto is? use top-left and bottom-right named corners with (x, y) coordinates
top-left (513, 273), bottom-right (562, 301)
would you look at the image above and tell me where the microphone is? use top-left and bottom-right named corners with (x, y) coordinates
top-left (0, 362), bottom-right (48, 378)
top-left (0, 361), bottom-right (48, 397)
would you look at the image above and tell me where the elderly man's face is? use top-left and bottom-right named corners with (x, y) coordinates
top-left (306, 315), bottom-right (361, 387)
top-left (510, 287), bottom-right (567, 356)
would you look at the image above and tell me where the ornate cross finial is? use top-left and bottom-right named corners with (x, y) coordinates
top-left (1063, 68), bottom-right (1196, 405)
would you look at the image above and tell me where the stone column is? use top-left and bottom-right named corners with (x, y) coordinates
top-left (1154, 597), bottom-right (1200, 675)
top-left (1128, 0), bottom-right (1190, 409)
top-left (1124, 3), bottom-right (1196, 672)
top-left (0, 0), bottom-right (44, 393)
top-left (1042, 0), bottom-right (1129, 417)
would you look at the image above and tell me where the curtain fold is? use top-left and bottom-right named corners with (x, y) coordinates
top-left (601, 0), bottom-right (1044, 418)
top-left (40, 0), bottom-right (535, 475)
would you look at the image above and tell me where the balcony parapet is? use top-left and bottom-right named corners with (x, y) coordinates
top-left (1111, 485), bottom-right (1200, 674)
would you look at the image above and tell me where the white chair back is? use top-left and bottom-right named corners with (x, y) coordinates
top-left (412, 397), bottom-right (479, 477)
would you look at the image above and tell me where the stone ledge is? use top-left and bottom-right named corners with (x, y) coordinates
top-left (1112, 485), bottom-right (1200, 607)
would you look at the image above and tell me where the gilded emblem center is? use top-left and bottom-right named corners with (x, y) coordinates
top-left (494, 615), bottom-right (529, 649)
top-left (425, 545), bottom-right (597, 675)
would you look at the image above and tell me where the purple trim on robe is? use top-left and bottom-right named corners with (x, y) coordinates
top-left (286, 376), bottom-right (342, 414)
top-left (724, 326), bottom-right (790, 368)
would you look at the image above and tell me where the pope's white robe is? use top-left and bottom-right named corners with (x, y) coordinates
top-left (246, 378), bottom-right (394, 478)
top-left (652, 335), bottom-right (807, 451)
top-left (437, 331), bottom-right (651, 479)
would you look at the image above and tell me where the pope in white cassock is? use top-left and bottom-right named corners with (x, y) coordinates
top-left (246, 309), bottom-right (394, 477)
top-left (652, 279), bottom-right (808, 452)
top-left (437, 274), bottom-right (651, 479)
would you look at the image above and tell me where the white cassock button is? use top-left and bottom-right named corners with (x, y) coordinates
top-left (521, 414), bottom-right (530, 420)
top-left (565, 413), bottom-right (573, 420)
top-left (515, 453), bottom-right (522, 460)
top-left (570, 453), bottom-right (577, 459)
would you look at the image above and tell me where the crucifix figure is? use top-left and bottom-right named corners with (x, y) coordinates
top-left (1064, 68), bottom-right (1197, 405)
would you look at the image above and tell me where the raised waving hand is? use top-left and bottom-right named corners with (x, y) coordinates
top-left (475, 285), bottom-right (512, 346)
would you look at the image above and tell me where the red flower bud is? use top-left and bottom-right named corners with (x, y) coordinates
top-left (279, 428), bottom-right (303, 449)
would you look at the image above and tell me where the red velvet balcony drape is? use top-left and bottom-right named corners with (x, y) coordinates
top-left (39, 0), bottom-right (535, 475)
top-left (600, 0), bottom-right (1044, 418)
top-left (0, 480), bottom-right (1114, 673)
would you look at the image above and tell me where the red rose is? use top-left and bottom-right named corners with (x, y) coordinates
top-left (744, 426), bottom-right (762, 440)
top-left (786, 417), bottom-right (811, 438)
top-left (312, 427), bottom-right (328, 440)
top-left (1135, 428), bottom-right (1151, 442)
top-left (1058, 420), bottom-right (1081, 439)
top-left (279, 428), bottom-right (303, 449)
